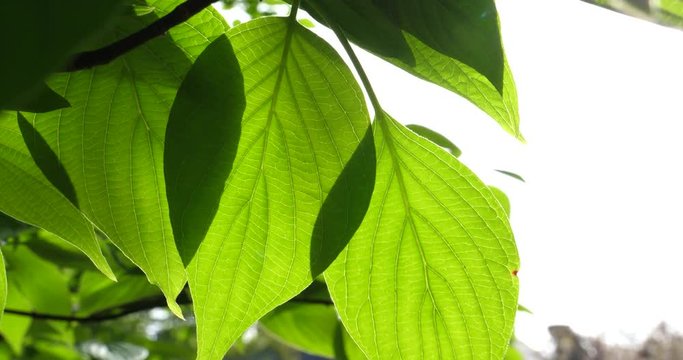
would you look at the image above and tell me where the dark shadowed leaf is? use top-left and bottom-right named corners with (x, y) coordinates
top-left (1, 83), bottom-right (70, 113)
top-left (165, 35), bottom-right (246, 265)
top-left (371, 0), bottom-right (504, 91)
top-left (0, 0), bottom-right (122, 109)
top-left (496, 169), bottom-right (526, 182)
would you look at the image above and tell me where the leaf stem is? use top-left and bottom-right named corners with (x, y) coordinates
top-left (315, 5), bottom-right (383, 116)
top-left (64, 0), bottom-right (218, 71)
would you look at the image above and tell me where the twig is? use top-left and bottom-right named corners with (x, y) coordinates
top-left (2, 295), bottom-right (332, 323)
top-left (64, 0), bottom-right (218, 71)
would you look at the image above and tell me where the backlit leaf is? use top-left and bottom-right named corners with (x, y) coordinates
top-left (25, 0), bottom-right (229, 315)
top-left (189, 16), bottom-right (372, 359)
top-left (0, 112), bottom-right (114, 279)
top-left (371, 0), bottom-right (504, 91)
top-left (304, 0), bottom-right (521, 140)
top-left (325, 113), bottom-right (519, 359)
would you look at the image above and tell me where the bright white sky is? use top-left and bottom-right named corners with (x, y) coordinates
top-left (220, 0), bottom-right (683, 353)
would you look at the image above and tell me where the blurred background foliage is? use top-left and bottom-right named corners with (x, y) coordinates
top-left (581, 0), bottom-right (683, 29)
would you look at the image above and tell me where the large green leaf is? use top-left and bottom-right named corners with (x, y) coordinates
top-left (165, 35), bottom-right (246, 265)
top-left (189, 16), bottom-right (373, 359)
top-left (0, 0), bottom-right (122, 110)
top-left (25, 0), bottom-right (229, 316)
top-left (325, 113), bottom-right (519, 359)
top-left (0, 112), bottom-right (114, 279)
top-left (303, 0), bottom-right (521, 139)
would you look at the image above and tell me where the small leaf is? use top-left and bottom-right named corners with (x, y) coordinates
top-left (517, 304), bottom-right (532, 314)
top-left (496, 169), bottom-right (526, 182)
top-left (325, 113), bottom-right (519, 359)
top-left (165, 35), bottom-right (246, 265)
top-left (189, 17), bottom-right (372, 359)
top-left (406, 124), bottom-right (461, 157)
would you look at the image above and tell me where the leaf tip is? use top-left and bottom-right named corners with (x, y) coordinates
top-left (167, 298), bottom-right (185, 320)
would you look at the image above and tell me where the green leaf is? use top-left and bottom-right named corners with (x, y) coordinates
top-left (325, 113), bottom-right (519, 359)
top-left (18, 114), bottom-right (78, 206)
top-left (488, 185), bottom-right (510, 216)
top-left (304, 1), bottom-right (522, 140)
top-left (495, 169), bottom-right (526, 182)
top-left (662, 0), bottom-right (683, 17)
top-left (25, 0), bottom-right (229, 316)
top-left (189, 16), bottom-right (372, 359)
top-left (387, 36), bottom-right (522, 140)
top-left (77, 272), bottom-right (161, 315)
top-left (25, 230), bottom-right (98, 271)
top-left (261, 302), bottom-right (338, 358)
top-left (0, 0), bottom-right (122, 109)
top-left (0, 112), bottom-right (114, 279)
top-left (0, 282), bottom-right (32, 355)
top-left (165, 35), bottom-right (246, 265)
top-left (302, 0), bottom-right (415, 65)
top-left (1, 83), bottom-right (70, 113)
top-left (3, 246), bottom-right (72, 315)
top-left (371, 0), bottom-right (504, 92)
top-left (0, 250), bottom-right (5, 321)
top-left (406, 124), bottom-right (461, 157)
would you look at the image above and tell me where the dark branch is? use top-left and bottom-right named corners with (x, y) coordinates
top-left (64, 0), bottom-right (218, 71)
top-left (2, 295), bottom-right (332, 323)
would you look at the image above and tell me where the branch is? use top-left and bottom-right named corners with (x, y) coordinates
top-left (2, 296), bottom-right (332, 323)
top-left (64, 0), bottom-right (218, 71)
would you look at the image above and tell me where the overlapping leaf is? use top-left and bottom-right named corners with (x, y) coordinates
top-left (165, 35), bottom-right (246, 264)
top-left (188, 16), bottom-right (373, 359)
top-left (325, 113), bottom-right (519, 359)
top-left (24, 0), bottom-right (229, 315)
top-left (303, 0), bottom-right (521, 139)
top-left (0, 112), bottom-right (114, 278)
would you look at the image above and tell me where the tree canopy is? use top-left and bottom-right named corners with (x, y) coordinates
top-left (0, 0), bottom-right (522, 358)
